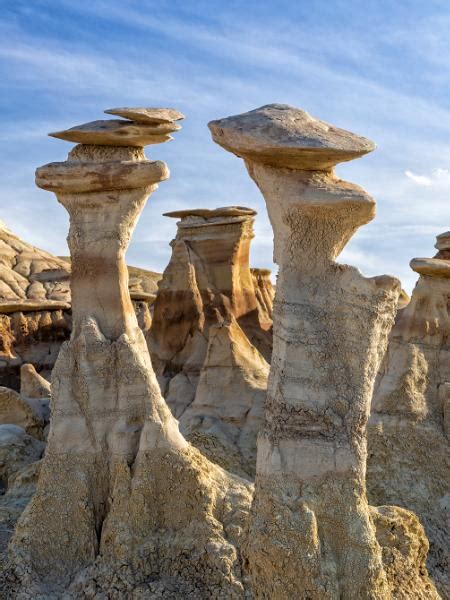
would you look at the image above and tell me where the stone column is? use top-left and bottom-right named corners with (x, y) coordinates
top-left (9, 110), bottom-right (252, 597)
top-left (209, 105), bottom-right (401, 598)
top-left (151, 206), bottom-right (273, 416)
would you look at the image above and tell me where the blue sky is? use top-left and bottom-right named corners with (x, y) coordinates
top-left (1, 0), bottom-right (449, 292)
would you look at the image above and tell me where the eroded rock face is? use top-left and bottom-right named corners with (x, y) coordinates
top-left (5, 110), bottom-right (252, 597)
top-left (368, 232), bottom-right (450, 596)
top-left (210, 104), bottom-right (439, 599)
top-left (150, 206), bottom-right (273, 418)
top-left (181, 317), bottom-right (269, 479)
top-left (0, 222), bottom-right (161, 390)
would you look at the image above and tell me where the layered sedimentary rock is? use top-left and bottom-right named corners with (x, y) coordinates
top-left (150, 206), bottom-right (273, 418)
top-left (368, 232), bottom-right (450, 596)
top-left (6, 109), bottom-right (252, 597)
top-left (210, 104), bottom-right (438, 598)
top-left (181, 317), bottom-right (269, 479)
top-left (0, 222), bottom-right (161, 389)
top-left (0, 222), bottom-right (72, 388)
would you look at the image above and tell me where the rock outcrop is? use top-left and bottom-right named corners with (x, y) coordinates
top-left (5, 108), bottom-right (252, 597)
top-left (181, 317), bottom-right (269, 479)
top-left (150, 206), bottom-right (273, 418)
top-left (0, 222), bottom-right (161, 389)
top-left (368, 231), bottom-right (450, 596)
top-left (210, 104), bottom-right (439, 598)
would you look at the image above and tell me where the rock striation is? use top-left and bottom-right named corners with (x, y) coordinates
top-left (210, 104), bottom-right (439, 598)
top-left (0, 223), bottom-right (161, 389)
top-left (368, 231), bottom-right (450, 596)
top-left (6, 108), bottom-right (252, 597)
top-left (150, 206), bottom-right (273, 419)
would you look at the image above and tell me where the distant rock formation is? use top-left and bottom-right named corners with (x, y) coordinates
top-left (0, 222), bottom-right (161, 389)
top-left (150, 206), bottom-right (273, 418)
top-left (181, 317), bottom-right (269, 479)
top-left (368, 231), bottom-right (450, 596)
top-left (210, 103), bottom-right (439, 599)
top-left (5, 108), bottom-right (252, 597)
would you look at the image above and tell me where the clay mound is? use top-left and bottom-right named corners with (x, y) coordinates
top-left (368, 231), bottom-right (450, 596)
top-left (150, 206), bottom-right (273, 418)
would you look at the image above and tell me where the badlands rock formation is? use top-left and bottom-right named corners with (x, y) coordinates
top-left (181, 317), bottom-right (270, 479)
top-left (210, 104), bottom-right (439, 598)
top-left (6, 109), bottom-right (252, 597)
top-left (0, 222), bottom-right (161, 390)
top-left (368, 231), bottom-right (450, 596)
top-left (0, 222), bottom-right (71, 388)
top-left (150, 206), bottom-right (273, 417)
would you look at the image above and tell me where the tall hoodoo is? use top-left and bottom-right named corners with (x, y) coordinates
top-left (8, 108), bottom-right (252, 597)
top-left (368, 231), bottom-right (450, 596)
top-left (150, 206), bottom-right (273, 417)
top-left (209, 104), bottom-right (438, 598)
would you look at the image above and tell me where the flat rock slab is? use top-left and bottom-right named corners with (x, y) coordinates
top-left (0, 299), bottom-right (70, 314)
top-left (208, 103), bottom-right (375, 170)
top-left (410, 257), bottom-right (450, 278)
top-left (49, 120), bottom-right (180, 147)
top-left (105, 107), bottom-right (185, 124)
top-left (164, 206), bottom-right (256, 219)
top-left (35, 159), bottom-right (169, 192)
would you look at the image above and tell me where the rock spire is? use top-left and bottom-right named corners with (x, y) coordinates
top-left (7, 109), bottom-right (252, 597)
top-left (368, 231), bottom-right (450, 596)
top-left (209, 104), bottom-right (438, 598)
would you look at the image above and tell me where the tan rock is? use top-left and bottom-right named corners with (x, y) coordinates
top-left (20, 363), bottom-right (50, 400)
top-left (150, 206), bottom-right (273, 419)
top-left (368, 232), bottom-right (450, 596)
top-left (181, 317), bottom-right (269, 479)
top-left (210, 104), bottom-right (438, 598)
top-left (49, 119), bottom-right (180, 147)
top-left (0, 387), bottom-right (47, 440)
top-left (105, 106), bottom-right (185, 124)
top-left (6, 115), bottom-right (252, 597)
top-left (209, 103), bottom-right (375, 170)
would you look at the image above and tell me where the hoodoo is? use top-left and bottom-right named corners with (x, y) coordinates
top-left (150, 206), bottom-right (273, 417)
top-left (368, 231), bottom-right (450, 596)
top-left (6, 109), bottom-right (252, 597)
top-left (209, 104), bottom-right (439, 598)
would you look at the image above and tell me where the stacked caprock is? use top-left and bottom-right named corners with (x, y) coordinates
top-left (5, 108), bottom-right (253, 598)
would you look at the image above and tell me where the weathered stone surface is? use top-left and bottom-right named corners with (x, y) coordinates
top-left (210, 105), bottom-right (438, 598)
top-left (209, 103), bottom-right (375, 170)
top-left (368, 232), bottom-right (450, 596)
top-left (0, 387), bottom-right (47, 441)
top-left (410, 257), bottom-right (450, 278)
top-left (35, 158), bottom-right (169, 193)
top-left (0, 425), bottom-right (44, 559)
top-left (150, 206), bottom-right (273, 421)
top-left (181, 317), bottom-right (269, 479)
top-left (5, 115), bottom-right (253, 597)
top-left (49, 119), bottom-right (179, 146)
top-left (105, 106), bottom-right (185, 124)
top-left (0, 222), bottom-right (161, 390)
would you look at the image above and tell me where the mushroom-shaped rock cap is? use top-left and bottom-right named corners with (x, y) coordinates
top-left (208, 104), bottom-right (375, 170)
top-left (163, 206), bottom-right (256, 219)
top-left (410, 257), bottom-right (450, 278)
top-left (105, 107), bottom-right (185, 124)
top-left (435, 231), bottom-right (450, 251)
top-left (49, 119), bottom-right (180, 147)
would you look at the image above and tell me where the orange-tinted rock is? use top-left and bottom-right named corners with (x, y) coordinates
top-left (150, 206), bottom-right (273, 417)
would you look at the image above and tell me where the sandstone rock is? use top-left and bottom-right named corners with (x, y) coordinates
top-left (209, 103), bottom-right (375, 170)
top-left (49, 119), bottom-right (180, 146)
top-left (105, 106), bottom-right (185, 124)
top-left (150, 206), bottom-right (273, 420)
top-left (0, 387), bottom-right (47, 441)
top-left (181, 317), bottom-right (269, 479)
top-left (210, 104), bottom-right (438, 598)
top-left (20, 363), bottom-right (50, 400)
top-left (6, 113), bottom-right (252, 597)
top-left (0, 223), bottom-right (161, 390)
top-left (368, 232), bottom-right (450, 596)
